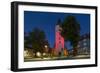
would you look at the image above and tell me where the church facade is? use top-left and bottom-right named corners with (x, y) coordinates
top-left (54, 20), bottom-right (65, 56)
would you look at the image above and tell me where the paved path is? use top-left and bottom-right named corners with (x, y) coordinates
top-left (24, 54), bottom-right (90, 62)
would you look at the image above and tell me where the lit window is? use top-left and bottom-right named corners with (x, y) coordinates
top-left (83, 39), bottom-right (86, 42)
top-left (77, 45), bottom-right (80, 47)
top-left (84, 43), bottom-right (87, 46)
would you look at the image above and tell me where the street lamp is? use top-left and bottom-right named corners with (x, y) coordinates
top-left (44, 45), bottom-right (48, 56)
top-left (36, 52), bottom-right (41, 57)
top-left (44, 45), bottom-right (48, 48)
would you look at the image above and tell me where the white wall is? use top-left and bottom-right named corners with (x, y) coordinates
top-left (0, 0), bottom-right (99, 73)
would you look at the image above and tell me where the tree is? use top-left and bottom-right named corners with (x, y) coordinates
top-left (61, 15), bottom-right (80, 56)
top-left (24, 32), bottom-right (30, 49)
top-left (24, 28), bottom-right (47, 53)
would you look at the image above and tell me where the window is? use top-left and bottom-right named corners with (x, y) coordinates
top-left (59, 41), bottom-right (61, 43)
top-left (83, 39), bottom-right (87, 42)
top-left (77, 45), bottom-right (80, 48)
top-left (59, 37), bottom-right (61, 40)
top-left (84, 43), bottom-right (87, 46)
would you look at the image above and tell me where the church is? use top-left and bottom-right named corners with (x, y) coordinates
top-left (54, 20), bottom-right (65, 56)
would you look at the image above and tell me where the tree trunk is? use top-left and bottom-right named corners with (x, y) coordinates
top-left (73, 46), bottom-right (77, 56)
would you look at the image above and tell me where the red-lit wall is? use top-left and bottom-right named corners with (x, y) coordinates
top-left (55, 31), bottom-right (64, 53)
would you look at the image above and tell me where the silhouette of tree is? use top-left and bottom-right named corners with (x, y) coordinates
top-left (61, 15), bottom-right (80, 56)
top-left (24, 28), bottom-right (47, 54)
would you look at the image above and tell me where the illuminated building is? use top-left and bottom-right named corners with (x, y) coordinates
top-left (77, 33), bottom-right (90, 55)
top-left (55, 20), bottom-right (64, 55)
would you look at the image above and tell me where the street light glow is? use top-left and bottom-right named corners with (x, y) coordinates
top-left (45, 45), bottom-right (48, 48)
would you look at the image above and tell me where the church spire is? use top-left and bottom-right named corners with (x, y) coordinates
top-left (56, 19), bottom-right (62, 25)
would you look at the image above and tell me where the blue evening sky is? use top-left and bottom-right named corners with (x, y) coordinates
top-left (24, 11), bottom-right (90, 49)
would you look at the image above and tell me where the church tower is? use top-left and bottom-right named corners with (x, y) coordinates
top-left (55, 19), bottom-right (64, 55)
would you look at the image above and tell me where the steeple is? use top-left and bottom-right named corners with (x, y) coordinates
top-left (55, 18), bottom-right (64, 56)
top-left (56, 19), bottom-right (62, 25)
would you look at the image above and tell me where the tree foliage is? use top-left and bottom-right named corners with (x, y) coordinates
top-left (24, 28), bottom-right (47, 53)
top-left (61, 15), bottom-right (80, 56)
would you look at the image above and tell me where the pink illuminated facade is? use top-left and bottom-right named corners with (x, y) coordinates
top-left (55, 22), bottom-right (64, 55)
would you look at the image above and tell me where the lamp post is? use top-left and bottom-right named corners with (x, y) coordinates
top-left (43, 45), bottom-right (48, 57)
top-left (45, 45), bottom-right (48, 48)
top-left (44, 45), bottom-right (48, 52)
